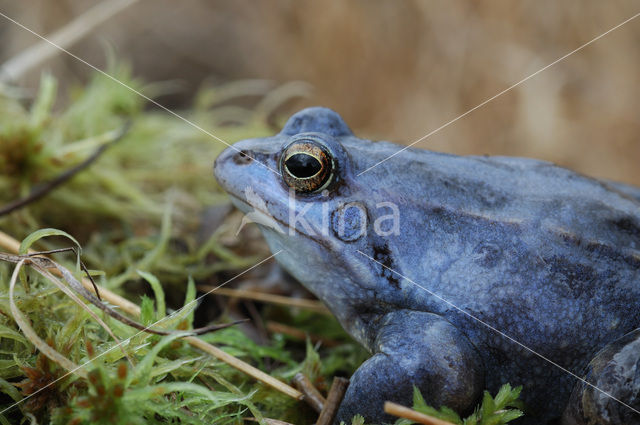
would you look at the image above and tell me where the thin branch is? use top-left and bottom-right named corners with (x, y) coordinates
top-left (0, 230), bottom-right (304, 400)
top-left (245, 418), bottom-right (295, 425)
top-left (0, 122), bottom-right (131, 216)
top-left (198, 285), bottom-right (330, 314)
top-left (0, 230), bottom-right (148, 316)
top-left (316, 377), bottom-right (349, 425)
top-left (0, 0), bottom-right (140, 82)
top-left (292, 372), bottom-right (326, 413)
top-left (8, 259), bottom-right (88, 379)
top-left (266, 321), bottom-right (340, 347)
top-left (384, 402), bottom-right (457, 425)
top-left (28, 258), bottom-right (135, 366)
top-left (1, 251), bottom-right (246, 337)
top-left (28, 246), bottom-right (102, 300)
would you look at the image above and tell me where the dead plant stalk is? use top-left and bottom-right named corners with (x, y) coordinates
top-left (0, 229), bottom-right (303, 400)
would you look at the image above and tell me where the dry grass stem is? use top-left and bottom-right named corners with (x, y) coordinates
top-left (199, 285), bottom-right (330, 314)
top-left (0, 230), bottom-right (304, 401)
top-left (266, 321), bottom-right (340, 348)
top-left (28, 258), bottom-right (133, 365)
top-left (316, 377), bottom-right (349, 425)
top-left (0, 123), bottom-right (130, 216)
top-left (0, 0), bottom-right (140, 82)
top-left (0, 230), bottom-right (140, 316)
top-left (292, 372), bottom-right (325, 413)
top-left (384, 401), bottom-right (457, 425)
top-left (245, 418), bottom-right (296, 425)
top-left (8, 259), bottom-right (88, 379)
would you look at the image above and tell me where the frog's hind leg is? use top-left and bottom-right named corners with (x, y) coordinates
top-left (562, 329), bottom-right (640, 425)
top-left (335, 310), bottom-right (484, 424)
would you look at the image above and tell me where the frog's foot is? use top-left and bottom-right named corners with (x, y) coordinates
top-left (335, 310), bottom-right (484, 424)
top-left (562, 329), bottom-right (640, 425)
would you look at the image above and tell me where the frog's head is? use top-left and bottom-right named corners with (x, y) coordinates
top-left (214, 107), bottom-right (402, 322)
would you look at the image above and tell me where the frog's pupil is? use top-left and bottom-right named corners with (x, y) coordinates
top-left (285, 153), bottom-right (322, 178)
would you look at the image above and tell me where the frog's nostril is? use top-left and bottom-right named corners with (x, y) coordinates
top-left (233, 150), bottom-right (253, 165)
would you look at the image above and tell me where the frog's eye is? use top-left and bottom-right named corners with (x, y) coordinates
top-left (280, 141), bottom-right (333, 193)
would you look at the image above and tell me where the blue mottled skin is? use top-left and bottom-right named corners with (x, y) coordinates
top-left (214, 107), bottom-right (640, 424)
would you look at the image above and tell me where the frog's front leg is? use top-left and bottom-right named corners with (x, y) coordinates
top-left (563, 329), bottom-right (640, 425)
top-left (336, 310), bottom-right (484, 424)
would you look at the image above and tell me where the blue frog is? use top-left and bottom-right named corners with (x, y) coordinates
top-left (214, 107), bottom-right (640, 424)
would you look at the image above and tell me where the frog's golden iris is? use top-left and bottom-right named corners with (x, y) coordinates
top-left (280, 140), bottom-right (333, 193)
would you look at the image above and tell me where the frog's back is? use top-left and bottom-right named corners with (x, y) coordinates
top-left (346, 138), bottom-right (640, 253)
top-left (347, 137), bottom-right (640, 324)
top-left (344, 138), bottom-right (640, 421)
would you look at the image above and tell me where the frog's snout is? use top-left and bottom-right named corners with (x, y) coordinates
top-left (214, 139), bottom-right (281, 195)
top-left (215, 146), bottom-right (253, 172)
top-left (232, 150), bottom-right (253, 165)
top-left (213, 146), bottom-right (239, 190)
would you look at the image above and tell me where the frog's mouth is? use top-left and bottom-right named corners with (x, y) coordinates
top-left (227, 191), bottom-right (295, 237)
top-left (225, 191), bottom-right (338, 255)
top-left (226, 192), bottom-right (258, 215)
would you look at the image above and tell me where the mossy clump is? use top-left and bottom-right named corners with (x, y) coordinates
top-left (0, 70), bottom-right (367, 424)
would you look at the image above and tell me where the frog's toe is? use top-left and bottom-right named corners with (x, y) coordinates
top-left (335, 310), bottom-right (484, 424)
top-left (563, 329), bottom-right (640, 425)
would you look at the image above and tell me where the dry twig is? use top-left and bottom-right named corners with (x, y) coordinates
top-left (0, 123), bottom-right (130, 217)
top-left (316, 377), bottom-right (349, 425)
top-left (198, 285), bottom-right (330, 314)
top-left (0, 230), bottom-right (304, 400)
top-left (0, 0), bottom-right (140, 82)
top-left (384, 401), bottom-right (457, 425)
top-left (0, 250), bottom-right (244, 336)
top-left (292, 372), bottom-right (326, 413)
top-left (245, 418), bottom-right (295, 425)
top-left (8, 258), bottom-right (88, 379)
top-left (267, 321), bottom-right (340, 348)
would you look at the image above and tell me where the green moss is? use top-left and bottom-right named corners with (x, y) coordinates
top-left (0, 69), bottom-right (524, 425)
top-left (390, 384), bottom-right (524, 425)
top-left (0, 70), bottom-right (365, 424)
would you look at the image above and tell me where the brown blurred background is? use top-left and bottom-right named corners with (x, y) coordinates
top-left (1, 0), bottom-right (639, 185)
